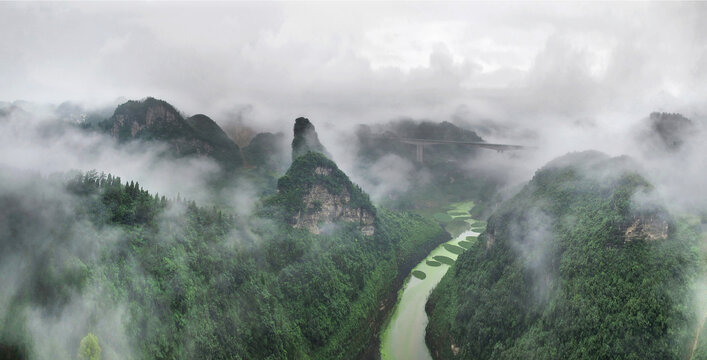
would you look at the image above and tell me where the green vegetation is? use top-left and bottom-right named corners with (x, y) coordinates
top-left (448, 211), bottom-right (469, 216)
top-left (0, 161), bottom-right (448, 359)
top-left (426, 151), bottom-right (704, 360)
top-left (432, 255), bottom-right (455, 265)
top-left (432, 213), bottom-right (453, 223)
top-left (442, 244), bottom-right (465, 255)
top-left (268, 152), bottom-right (375, 222)
top-left (468, 203), bottom-right (486, 219)
top-left (411, 271), bottom-right (427, 280)
top-left (95, 97), bottom-right (243, 172)
top-left (380, 201), bottom-right (477, 360)
top-left (185, 114), bottom-right (244, 172)
top-left (458, 240), bottom-right (474, 249)
top-left (292, 117), bottom-right (330, 160)
top-left (355, 120), bottom-right (501, 218)
top-left (356, 120), bottom-right (484, 167)
top-left (242, 132), bottom-right (287, 170)
top-left (445, 218), bottom-right (472, 238)
top-left (77, 333), bottom-right (101, 360)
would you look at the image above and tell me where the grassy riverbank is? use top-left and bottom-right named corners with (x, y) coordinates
top-left (380, 201), bottom-right (485, 360)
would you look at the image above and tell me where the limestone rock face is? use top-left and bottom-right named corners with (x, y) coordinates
top-left (293, 184), bottom-right (375, 235)
top-left (485, 230), bottom-right (496, 249)
top-left (624, 215), bottom-right (669, 242)
top-left (276, 152), bottom-right (376, 236)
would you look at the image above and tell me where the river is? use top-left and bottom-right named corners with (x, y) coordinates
top-left (379, 201), bottom-right (484, 360)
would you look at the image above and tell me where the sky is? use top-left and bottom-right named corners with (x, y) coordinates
top-left (3, 1), bottom-right (707, 134)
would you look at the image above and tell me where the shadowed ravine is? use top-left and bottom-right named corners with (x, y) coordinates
top-left (380, 201), bottom-right (484, 360)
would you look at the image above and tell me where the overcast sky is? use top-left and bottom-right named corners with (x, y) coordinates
top-left (2, 2), bottom-right (707, 131)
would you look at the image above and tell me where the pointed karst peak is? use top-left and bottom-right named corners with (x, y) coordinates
top-left (291, 117), bottom-right (330, 160)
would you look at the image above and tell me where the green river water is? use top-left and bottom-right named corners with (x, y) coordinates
top-left (380, 201), bottom-right (484, 360)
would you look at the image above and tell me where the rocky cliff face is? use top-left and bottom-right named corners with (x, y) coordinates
top-left (293, 178), bottom-right (375, 235)
top-left (623, 214), bottom-right (669, 242)
top-left (275, 152), bottom-right (376, 236)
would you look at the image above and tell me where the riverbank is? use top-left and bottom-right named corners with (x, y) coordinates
top-left (357, 210), bottom-right (451, 360)
top-left (379, 201), bottom-right (485, 360)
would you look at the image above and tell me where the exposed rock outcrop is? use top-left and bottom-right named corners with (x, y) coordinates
top-left (624, 214), bottom-right (669, 242)
top-left (275, 152), bottom-right (376, 236)
top-left (485, 230), bottom-right (496, 249)
top-left (294, 183), bottom-right (375, 235)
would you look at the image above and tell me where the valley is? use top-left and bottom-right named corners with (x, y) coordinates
top-left (380, 201), bottom-right (483, 360)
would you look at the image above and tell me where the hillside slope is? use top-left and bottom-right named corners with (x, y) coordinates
top-left (0, 154), bottom-right (448, 359)
top-left (425, 151), bottom-right (702, 359)
top-left (271, 152), bottom-right (376, 235)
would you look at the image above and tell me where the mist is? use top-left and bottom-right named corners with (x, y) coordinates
top-left (3, 2), bottom-right (706, 202)
top-left (2, 2), bottom-right (707, 359)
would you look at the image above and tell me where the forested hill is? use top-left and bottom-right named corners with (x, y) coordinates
top-left (96, 97), bottom-right (244, 172)
top-left (267, 152), bottom-right (376, 235)
top-left (425, 150), bottom-right (704, 360)
top-left (0, 153), bottom-right (449, 359)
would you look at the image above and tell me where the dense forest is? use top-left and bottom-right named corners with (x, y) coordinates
top-left (0, 150), bottom-right (448, 359)
top-left (2, 96), bottom-right (705, 360)
top-left (425, 151), bottom-right (705, 359)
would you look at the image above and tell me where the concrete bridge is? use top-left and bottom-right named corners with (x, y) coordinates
top-left (394, 137), bottom-right (531, 163)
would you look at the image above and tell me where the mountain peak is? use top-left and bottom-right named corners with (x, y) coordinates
top-left (648, 112), bottom-right (695, 151)
top-left (103, 97), bottom-right (243, 171)
top-left (291, 117), bottom-right (330, 160)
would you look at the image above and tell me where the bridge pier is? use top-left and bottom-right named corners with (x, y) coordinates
top-left (416, 144), bottom-right (423, 163)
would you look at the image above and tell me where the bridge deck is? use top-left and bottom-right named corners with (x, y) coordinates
top-left (395, 137), bottom-right (529, 150)
top-left (391, 137), bottom-right (531, 162)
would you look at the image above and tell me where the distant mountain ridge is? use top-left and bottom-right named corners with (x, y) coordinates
top-left (646, 112), bottom-right (696, 151)
top-left (356, 119), bottom-right (485, 164)
top-left (241, 132), bottom-right (288, 170)
top-left (99, 97), bottom-right (244, 172)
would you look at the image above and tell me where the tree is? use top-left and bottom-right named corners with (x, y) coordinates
top-left (77, 333), bottom-right (101, 360)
